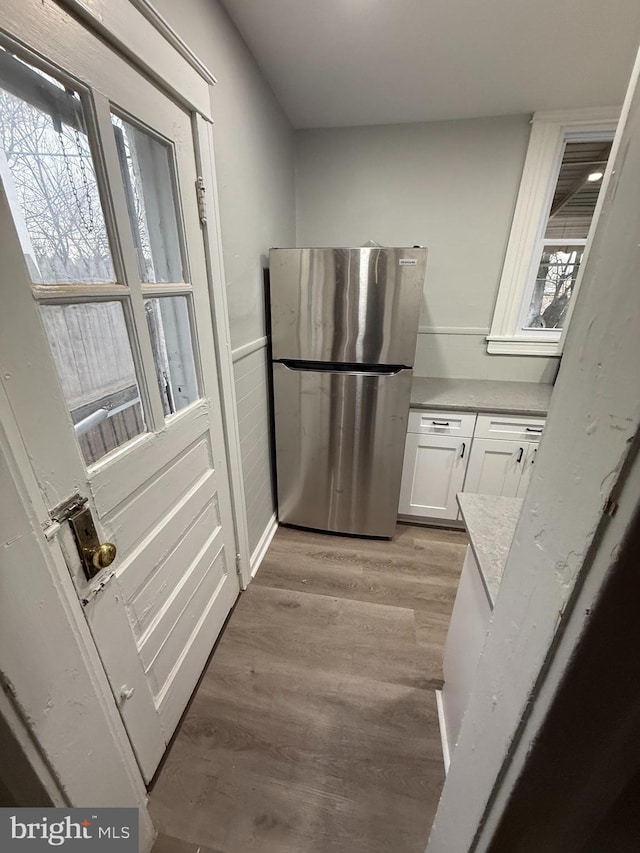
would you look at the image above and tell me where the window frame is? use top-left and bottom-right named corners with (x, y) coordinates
top-left (487, 107), bottom-right (619, 357)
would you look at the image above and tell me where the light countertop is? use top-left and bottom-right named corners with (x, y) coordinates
top-left (411, 377), bottom-right (553, 417)
top-left (457, 493), bottom-right (523, 609)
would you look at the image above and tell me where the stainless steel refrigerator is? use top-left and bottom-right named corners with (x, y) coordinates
top-left (269, 247), bottom-right (427, 538)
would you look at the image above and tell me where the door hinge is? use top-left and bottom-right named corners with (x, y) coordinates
top-left (235, 553), bottom-right (242, 576)
top-left (196, 176), bottom-right (207, 225)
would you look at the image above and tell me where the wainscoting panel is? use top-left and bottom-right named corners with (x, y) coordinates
top-left (233, 342), bottom-right (276, 567)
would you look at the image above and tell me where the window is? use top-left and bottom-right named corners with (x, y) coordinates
top-left (144, 295), bottom-right (199, 416)
top-left (0, 49), bottom-right (147, 466)
top-left (41, 302), bottom-right (146, 465)
top-left (0, 50), bottom-right (115, 284)
top-left (111, 113), bottom-right (185, 283)
top-left (0, 47), bottom-right (202, 466)
top-left (487, 109), bottom-right (618, 356)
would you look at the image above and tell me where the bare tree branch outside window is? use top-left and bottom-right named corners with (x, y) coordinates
top-left (0, 77), bottom-right (114, 283)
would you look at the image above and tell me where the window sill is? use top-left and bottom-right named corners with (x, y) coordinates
top-left (486, 337), bottom-right (561, 357)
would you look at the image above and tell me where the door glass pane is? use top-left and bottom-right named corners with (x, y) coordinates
top-left (0, 50), bottom-right (115, 284)
top-left (41, 301), bottom-right (146, 465)
top-left (144, 296), bottom-right (199, 416)
top-left (111, 114), bottom-right (185, 283)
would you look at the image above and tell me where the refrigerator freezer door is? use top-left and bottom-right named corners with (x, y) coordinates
top-left (269, 247), bottom-right (426, 366)
top-left (273, 362), bottom-right (413, 537)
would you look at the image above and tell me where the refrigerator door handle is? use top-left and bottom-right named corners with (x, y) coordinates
top-left (278, 360), bottom-right (406, 377)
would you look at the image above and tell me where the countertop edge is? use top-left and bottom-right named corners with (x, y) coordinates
top-left (457, 494), bottom-right (496, 609)
top-left (410, 401), bottom-right (548, 417)
top-left (409, 378), bottom-right (553, 418)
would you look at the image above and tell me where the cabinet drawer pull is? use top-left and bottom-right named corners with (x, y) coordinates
top-left (517, 446), bottom-right (524, 463)
top-left (526, 427), bottom-right (543, 433)
top-left (460, 442), bottom-right (466, 459)
top-left (431, 420), bottom-right (450, 426)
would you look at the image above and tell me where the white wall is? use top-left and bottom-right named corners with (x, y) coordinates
top-left (153, 0), bottom-right (296, 350)
top-left (295, 117), bottom-right (559, 382)
top-left (151, 0), bottom-right (296, 559)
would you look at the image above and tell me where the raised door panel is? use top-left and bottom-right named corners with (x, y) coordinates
top-left (463, 438), bottom-right (526, 498)
top-left (399, 433), bottom-right (468, 519)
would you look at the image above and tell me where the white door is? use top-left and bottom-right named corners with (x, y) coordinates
top-left (399, 433), bottom-right (469, 519)
top-left (0, 23), bottom-right (240, 781)
top-left (463, 438), bottom-right (526, 497)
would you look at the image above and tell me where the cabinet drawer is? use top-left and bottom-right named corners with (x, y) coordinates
top-left (474, 413), bottom-right (546, 443)
top-left (407, 409), bottom-right (476, 437)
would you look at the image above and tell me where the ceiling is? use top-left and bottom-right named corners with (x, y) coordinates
top-left (546, 140), bottom-right (613, 239)
top-left (220, 0), bottom-right (640, 129)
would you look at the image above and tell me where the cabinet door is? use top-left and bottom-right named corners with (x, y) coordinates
top-left (516, 442), bottom-right (538, 498)
top-left (399, 432), bottom-right (469, 519)
top-left (463, 438), bottom-right (527, 497)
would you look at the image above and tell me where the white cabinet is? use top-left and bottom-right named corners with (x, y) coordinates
top-left (441, 545), bottom-right (492, 759)
top-left (473, 413), bottom-right (546, 442)
top-left (398, 409), bottom-right (546, 519)
top-left (463, 438), bottom-right (538, 497)
top-left (399, 433), bottom-right (470, 519)
top-left (516, 444), bottom-right (538, 497)
top-left (399, 410), bottom-right (474, 520)
top-left (463, 412), bottom-right (545, 499)
top-left (407, 410), bottom-right (477, 438)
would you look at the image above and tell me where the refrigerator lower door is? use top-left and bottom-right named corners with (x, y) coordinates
top-left (272, 362), bottom-right (413, 537)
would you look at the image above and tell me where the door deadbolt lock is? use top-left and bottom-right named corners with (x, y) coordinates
top-left (48, 493), bottom-right (117, 581)
top-left (68, 506), bottom-right (117, 581)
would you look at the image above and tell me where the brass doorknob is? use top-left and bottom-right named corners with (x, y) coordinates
top-left (89, 542), bottom-right (117, 570)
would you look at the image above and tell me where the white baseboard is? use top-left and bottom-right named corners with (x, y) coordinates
top-left (435, 689), bottom-right (451, 775)
top-left (250, 513), bottom-right (278, 579)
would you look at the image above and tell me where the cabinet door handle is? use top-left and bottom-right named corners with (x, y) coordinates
top-left (432, 420), bottom-right (450, 426)
top-left (526, 427), bottom-right (543, 433)
top-left (517, 446), bottom-right (524, 463)
top-left (460, 441), bottom-right (466, 459)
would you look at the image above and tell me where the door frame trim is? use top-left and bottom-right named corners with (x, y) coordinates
top-left (58, 0), bottom-right (214, 120)
top-left (193, 114), bottom-right (252, 588)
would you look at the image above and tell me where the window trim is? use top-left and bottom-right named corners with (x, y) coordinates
top-left (487, 107), bottom-right (619, 357)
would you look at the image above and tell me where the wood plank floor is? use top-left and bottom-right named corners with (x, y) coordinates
top-left (149, 523), bottom-right (467, 853)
